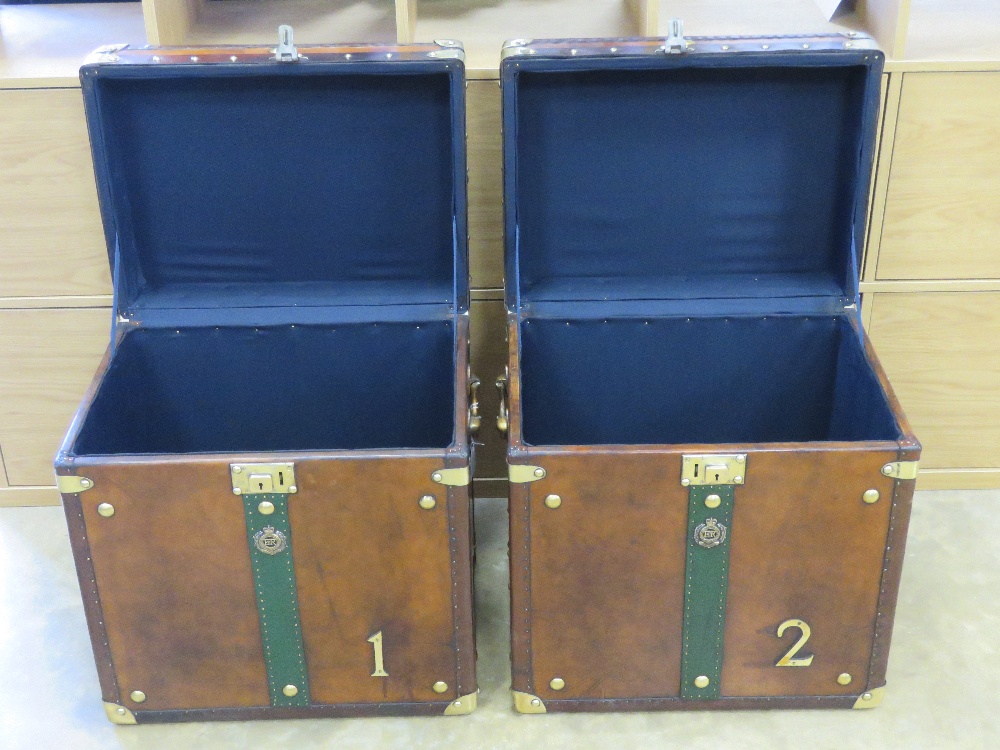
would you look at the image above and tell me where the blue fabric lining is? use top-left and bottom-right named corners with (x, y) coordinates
top-left (519, 315), bottom-right (900, 446)
top-left (503, 54), bottom-right (881, 313)
top-left (83, 62), bottom-right (467, 321)
top-left (73, 322), bottom-right (456, 455)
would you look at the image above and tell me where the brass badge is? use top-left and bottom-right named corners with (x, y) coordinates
top-left (694, 518), bottom-right (727, 549)
top-left (254, 526), bottom-right (288, 555)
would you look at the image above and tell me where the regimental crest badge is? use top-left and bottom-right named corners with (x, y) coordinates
top-left (254, 526), bottom-right (288, 555)
top-left (694, 517), bottom-right (727, 549)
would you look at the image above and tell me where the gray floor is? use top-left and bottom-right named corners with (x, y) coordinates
top-left (1, 491), bottom-right (998, 749)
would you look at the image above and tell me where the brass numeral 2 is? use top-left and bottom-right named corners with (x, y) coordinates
top-left (775, 619), bottom-right (814, 667)
top-left (368, 631), bottom-right (389, 677)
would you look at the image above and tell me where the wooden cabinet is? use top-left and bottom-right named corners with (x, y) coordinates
top-left (867, 292), bottom-right (1000, 486)
top-left (876, 73), bottom-right (1000, 281)
top-left (0, 89), bottom-right (110, 299)
top-left (467, 81), bottom-right (503, 291)
top-left (0, 308), bottom-right (109, 502)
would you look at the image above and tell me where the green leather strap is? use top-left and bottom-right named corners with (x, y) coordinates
top-left (242, 493), bottom-right (310, 707)
top-left (680, 485), bottom-right (734, 700)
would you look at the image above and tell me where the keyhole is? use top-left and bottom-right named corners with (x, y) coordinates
top-left (278, 471), bottom-right (284, 486)
top-left (693, 464), bottom-right (699, 478)
top-left (257, 481), bottom-right (265, 491)
top-left (713, 472), bottom-right (720, 482)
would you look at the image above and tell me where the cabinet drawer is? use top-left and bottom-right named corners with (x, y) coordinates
top-left (0, 308), bottom-right (109, 485)
top-left (0, 89), bottom-right (110, 298)
top-left (877, 73), bottom-right (1000, 280)
top-left (867, 292), bottom-right (1000, 470)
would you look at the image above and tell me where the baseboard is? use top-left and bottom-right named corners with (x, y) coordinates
top-left (0, 486), bottom-right (62, 507)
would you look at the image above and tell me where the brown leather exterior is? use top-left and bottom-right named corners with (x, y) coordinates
top-left (56, 316), bottom-right (475, 721)
top-left (88, 43), bottom-right (451, 68)
top-left (506, 316), bottom-right (921, 710)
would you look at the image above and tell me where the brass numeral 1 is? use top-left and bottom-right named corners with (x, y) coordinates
top-left (775, 619), bottom-right (814, 667)
top-left (368, 631), bottom-right (388, 677)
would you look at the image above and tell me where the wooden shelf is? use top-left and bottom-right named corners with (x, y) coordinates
top-left (652, 0), bottom-right (870, 40)
top-left (410, 0), bottom-right (639, 75)
top-left (904, 0), bottom-right (1000, 62)
top-left (179, 0), bottom-right (396, 47)
top-left (0, 2), bottom-right (146, 86)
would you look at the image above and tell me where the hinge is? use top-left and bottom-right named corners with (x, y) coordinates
top-left (431, 467), bottom-right (471, 487)
top-left (512, 690), bottom-right (546, 713)
top-left (231, 463), bottom-right (297, 495)
top-left (430, 39), bottom-right (465, 60)
top-left (274, 25), bottom-right (299, 62)
top-left (681, 454), bottom-right (747, 486)
top-left (664, 18), bottom-right (687, 54)
top-left (509, 464), bottom-right (546, 483)
top-left (103, 702), bottom-right (137, 725)
top-left (443, 691), bottom-right (478, 715)
top-left (56, 474), bottom-right (94, 494)
top-left (853, 686), bottom-right (886, 709)
top-left (881, 461), bottom-right (919, 480)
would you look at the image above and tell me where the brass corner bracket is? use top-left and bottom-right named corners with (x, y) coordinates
top-left (103, 701), bottom-right (137, 725)
top-left (509, 464), bottom-right (546, 483)
top-left (56, 474), bottom-right (94, 494)
top-left (512, 690), bottom-right (546, 714)
top-left (881, 461), bottom-right (919, 480)
top-left (443, 691), bottom-right (478, 715)
top-left (853, 686), bottom-right (886, 709)
top-left (431, 467), bottom-right (471, 487)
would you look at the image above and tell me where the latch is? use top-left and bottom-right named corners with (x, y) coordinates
top-left (681, 454), bottom-right (747, 486)
top-left (496, 368), bottom-right (509, 434)
top-left (664, 18), bottom-right (687, 54)
top-left (274, 25), bottom-right (299, 63)
top-left (232, 463), bottom-right (297, 495)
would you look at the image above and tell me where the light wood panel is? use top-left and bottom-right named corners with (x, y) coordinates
top-left (467, 80), bottom-right (503, 290)
top-left (905, 0), bottom-right (1000, 61)
top-left (182, 0), bottom-right (396, 46)
top-left (626, 0), bottom-right (658, 36)
top-left (412, 0), bottom-right (637, 75)
top-left (856, 0), bottom-right (911, 58)
top-left (470, 299), bottom-right (507, 482)
top-left (877, 73), bottom-right (1000, 280)
top-left (0, 3), bottom-right (146, 83)
top-left (0, 486), bottom-right (62, 508)
top-left (0, 89), bottom-right (111, 298)
top-left (867, 292), bottom-right (1000, 472)
top-left (863, 71), bottom-right (903, 282)
top-left (142, 0), bottom-right (200, 46)
top-left (0, 308), bottom-right (109, 486)
top-left (395, 0), bottom-right (416, 43)
top-left (654, 0), bottom-right (869, 38)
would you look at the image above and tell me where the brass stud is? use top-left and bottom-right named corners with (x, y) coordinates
top-left (282, 684), bottom-right (298, 697)
top-left (433, 681), bottom-right (449, 694)
top-left (288, 485), bottom-right (297, 493)
top-left (733, 475), bottom-right (744, 484)
top-left (129, 690), bottom-right (146, 703)
top-left (533, 468), bottom-right (546, 479)
top-left (704, 494), bottom-right (722, 509)
top-left (419, 495), bottom-right (437, 510)
top-left (882, 464), bottom-right (894, 476)
top-left (862, 692), bottom-right (873, 701)
top-left (531, 698), bottom-right (541, 707)
top-left (258, 501), bottom-right (275, 515)
top-left (863, 489), bottom-right (880, 504)
top-left (681, 478), bottom-right (691, 486)
top-left (431, 472), bottom-right (443, 483)
top-left (116, 707), bottom-right (127, 716)
top-left (80, 478), bottom-right (93, 489)
top-left (837, 673), bottom-right (853, 685)
top-left (232, 466), bottom-right (242, 473)
top-left (97, 503), bottom-right (115, 518)
top-left (544, 494), bottom-right (562, 509)
top-left (694, 675), bottom-right (710, 689)
top-left (549, 677), bottom-right (565, 690)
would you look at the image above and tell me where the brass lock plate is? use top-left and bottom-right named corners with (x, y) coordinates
top-left (231, 463), bottom-right (297, 495)
top-left (681, 454), bottom-right (747, 486)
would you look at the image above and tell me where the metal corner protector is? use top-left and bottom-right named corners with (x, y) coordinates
top-left (443, 691), bottom-right (478, 715)
top-left (103, 702), bottom-right (137, 725)
top-left (512, 690), bottom-right (546, 714)
top-left (853, 686), bottom-right (886, 709)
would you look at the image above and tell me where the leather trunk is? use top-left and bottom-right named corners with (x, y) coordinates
top-left (55, 38), bottom-right (477, 723)
top-left (500, 33), bottom-right (920, 713)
